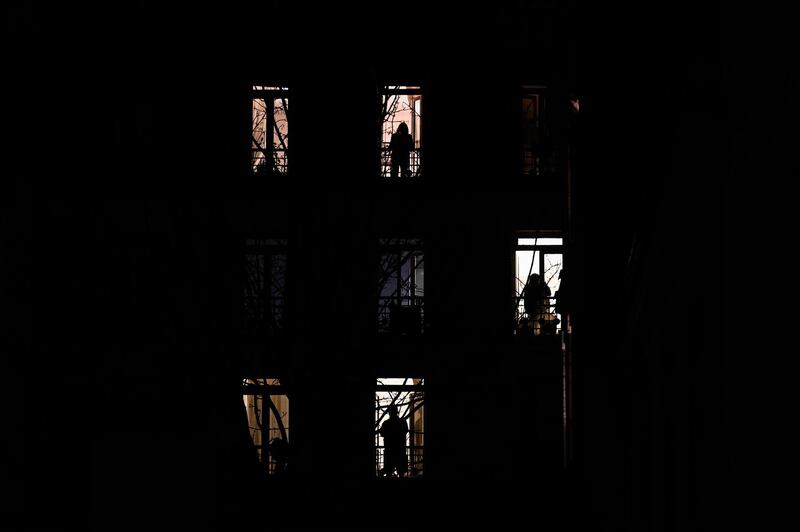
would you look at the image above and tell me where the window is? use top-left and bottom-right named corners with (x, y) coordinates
top-left (252, 86), bottom-right (289, 176)
top-left (242, 377), bottom-right (290, 475)
top-left (380, 85), bottom-right (422, 178)
top-left (244, 238), bottom-right (287, 336)
top-left (378, 238), bottom-right (424, 334)
top-left (515, 234), bottom-right (563, 336)
top-left (521, 85), bottom-right (552, 177)
top-left (375, 378), bottom-right (424, 478)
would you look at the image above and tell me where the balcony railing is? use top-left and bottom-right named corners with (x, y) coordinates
top-left (252, 148), bottom-right (289, 176)
top-left (378, 296), bottom-right (424, 335)
top-left (380, 146), bottom-right (422, 178)
top-left (515, 296), bottom-right (561, 336)
top-left (375, 445), bottom-right (424, 477)
top-left (244, 297), bottom-right (286, 336)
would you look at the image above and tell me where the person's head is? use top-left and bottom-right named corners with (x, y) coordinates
top-left (528, 273), bottom-right (540, 285)
top-left (396, 122), bottom-right (409, 135)
top-left (387, 405), bottom-right (398, 418)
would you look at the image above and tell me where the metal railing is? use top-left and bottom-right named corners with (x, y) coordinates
top-left (515, 296), bottom-right (561, 336)
top-left (244, 297), bottom-right (286, 336)
top-left (375, 445), bottom-right (424, 477)
top-left (380, 147), bottom-right (422, 178)
top-left (252, 148), bottom-right (289, 176)
top-left (378, 297), bottom-right (424, 334)
top-left (522, 147), bottom-right (558, 177)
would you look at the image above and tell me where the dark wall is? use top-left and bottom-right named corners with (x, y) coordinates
top-left (570, 2), bottom-right (792, 530)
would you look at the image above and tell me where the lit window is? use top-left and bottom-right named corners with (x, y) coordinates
top-left (380, 85), bottom-right (422, 178)
top-left (243, 378), bottom-right (290, 475)
top-left (515, 233), bottom-right (562, 336)
top-left (252, 86), bottom-right (289, 176)
top-left (375, 378), bottom-right (424, 478)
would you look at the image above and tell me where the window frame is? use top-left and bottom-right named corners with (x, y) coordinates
top-left (513, 232), bottom-right (563, 336)
top-left (379, 84), bottom-right (424, 180)
top-left (251, 85), bottom-right (290, 176)
top-left (375, 377), bottom-right (425, 478)
top-left (243, 237), bottom-right (288, 337)
top-left (521, 84), bottom-right (550, 178)
top-left (377, 238), bottom-right (425, 335)
top-left (242, 377), bottom-right (290, 476)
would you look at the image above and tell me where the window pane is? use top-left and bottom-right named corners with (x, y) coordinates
top-left (244, 240), bottom-right (287, 336)
top-left (381, 86), bottom-right (422, 178)
top-left (378, 241), bottom-right (424, 334)
top-left (515, 236), bottom-right (563, 336)
top-left (252, 88), bottom-right (289, 176)
top-left (243, 378), bottom-right (290, 475)
top-left (376, 378), bottom-right (424, 477)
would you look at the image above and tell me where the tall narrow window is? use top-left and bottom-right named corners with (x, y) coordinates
top-left (244, 238), bottom-right (287, 336)
top-left (515, 234), bottom-right (562, 336)
top-left (375, 378), bottom-right (424, 478)
top-left (378, 238), bottom-right (424, 334)
top-left (380, 85), bottom-right (422, 179)
top-left (243, 378), bottom-right (290, 475)
top-left (521, 85), bottom-right (550, 177)
top-left (252, 86), bottom-right (289, 176)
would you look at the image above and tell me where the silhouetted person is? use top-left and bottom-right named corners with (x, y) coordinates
top-left (389, 122), bottom-right (413, 177)
top-left (379, 405), bottom-right (408, 477)
top-left (523, 273), bottom-right (551, 335)
top-left (269, 437), bottom-right (289, 475)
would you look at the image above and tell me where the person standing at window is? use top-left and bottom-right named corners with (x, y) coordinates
top-left (389, 122), bottom-right (413, 177)
top-left (379, 404), bottom-right (408, 476)
top-left (523, 273), bottom-right (551, 335)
